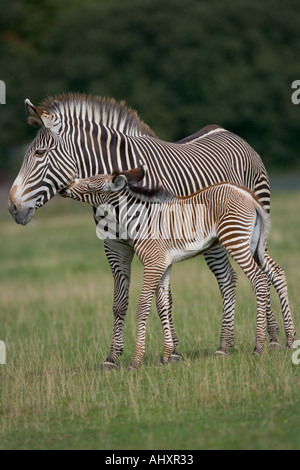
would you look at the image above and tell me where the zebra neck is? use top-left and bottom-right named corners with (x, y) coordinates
top-left (73, 127), bottom-right (150, 179)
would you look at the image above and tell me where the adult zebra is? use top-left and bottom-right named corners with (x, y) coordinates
top-left (8, 93), bottom-right (279, 368)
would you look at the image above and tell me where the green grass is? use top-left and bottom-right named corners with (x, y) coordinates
top-left (0, 192), bottom-right (300, 450)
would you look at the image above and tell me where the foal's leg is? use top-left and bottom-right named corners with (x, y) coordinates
top-left (129, 264), bottom-right (168, 370)
top-left (265, 242), bottom-right (281, 349)
top-left (102, 240), bottom-right (134, 369)
top-left (204, 246), bottom-right (237, 355)
top-left (155, 266), bottom-right (180, 364)
top-left (219, 239), bottom-right (269, 355)
top-left (166, 288), bottom-right (181, 362)
top-left (262, 253), bottom-right (296, 348)
top-left (205, 244), bottom-right (280, 355)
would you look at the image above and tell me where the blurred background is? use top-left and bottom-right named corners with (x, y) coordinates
top-left (0, 0), bottom-right (300, 199)
top-left (1, 1), bottom-right (300, 450)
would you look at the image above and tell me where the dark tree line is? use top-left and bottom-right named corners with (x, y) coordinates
top-left (0, 0), bottom-right (300, 172)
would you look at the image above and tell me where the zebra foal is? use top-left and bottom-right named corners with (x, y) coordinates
top-left (62, 167), bottom-right (295, 369)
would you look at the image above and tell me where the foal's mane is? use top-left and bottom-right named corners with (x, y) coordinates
top-left (112, 168), bottom-right (173, 202)
top-left (40, 93), bottom-right (156, 137)
top-left (112, 170), bottom-right (265, 208)
top-left (126, 183), bottom-right (173, 202)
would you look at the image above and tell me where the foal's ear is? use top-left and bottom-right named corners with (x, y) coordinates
top-left (107, 174), bottom-right (127, 192)
top-left (122, 166), bottom-right (145, 183)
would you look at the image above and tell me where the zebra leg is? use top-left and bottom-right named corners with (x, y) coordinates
top-left (262, 254), bottom-right (296, 349)
top-left (205, 245), bottom-right (281, 354)
top-left (204, 246), bottom-right (237, 355)
top-left (250, 271), bottom-right (269, 356)
top-left (155, 266), bottom-right (180, 364)
top-left (167, 288), bottom-right (181, 362)
top-left (264, 242), bottom-right (281, 349)
top-left (220, 242), bottom-right (269, 355)
top-left (128, 265), bottom-right (168, 370)
top-left (266, 277), bottom-right (281, 349)
top-left (102, 240), bottom-right (134, 370)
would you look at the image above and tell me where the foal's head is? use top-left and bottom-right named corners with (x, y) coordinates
top-left (60, 166), bottom-right (173, 205)
top-left (60, 167), bottom-right (146, 205)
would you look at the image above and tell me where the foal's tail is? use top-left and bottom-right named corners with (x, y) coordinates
top-left (251, 201), bottom-right (271, 267)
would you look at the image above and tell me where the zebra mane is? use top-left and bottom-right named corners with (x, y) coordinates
top-left (39, 93), bottom-right (156, 137)
top-left (126, 182), bottom-right (174, 203)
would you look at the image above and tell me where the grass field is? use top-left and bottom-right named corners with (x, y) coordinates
top-left (0, 191), bottom-right (299, 450)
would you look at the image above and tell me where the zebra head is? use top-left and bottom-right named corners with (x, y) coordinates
top-left (60, 167), bottom-right (145, 206)
top-left (8, 99), bottom-right (77, 225)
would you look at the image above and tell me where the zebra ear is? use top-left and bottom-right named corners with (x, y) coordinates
top-left (109, 174), bottom-right (127, 192)
top-left (25, 99), bottom-right (58, 130)
top-left (120, 166), bottom-right (145, 183)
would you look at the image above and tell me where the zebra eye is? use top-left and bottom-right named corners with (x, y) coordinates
top-left (35, 148), bottom-right (47, 157)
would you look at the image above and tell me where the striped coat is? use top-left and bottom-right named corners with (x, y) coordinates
top-left (8, 94), bottom-right (280, 367)
top-left (62, 168), bottom-right (295, 369)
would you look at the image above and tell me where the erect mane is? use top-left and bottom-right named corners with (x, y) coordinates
top-left (39, 93), bottom-right (156, 137)
top-left (126, 183), bottom-right (173, 203)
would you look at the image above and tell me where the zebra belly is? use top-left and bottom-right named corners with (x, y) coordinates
top-left (170, 235), bottom-right (217, 263)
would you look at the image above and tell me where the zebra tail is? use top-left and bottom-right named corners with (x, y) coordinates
top-left (252, 202), bottom-right (271, 267)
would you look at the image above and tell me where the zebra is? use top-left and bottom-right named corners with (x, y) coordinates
top-left (8, 93), bottom-right (281, 369)
top-left (60, 167), bottom-right (295, 369)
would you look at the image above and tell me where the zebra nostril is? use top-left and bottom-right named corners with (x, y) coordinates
top-left (10, 203), bottom-right (17, 214)
top-left (8, 202), bottom-right (36, 225)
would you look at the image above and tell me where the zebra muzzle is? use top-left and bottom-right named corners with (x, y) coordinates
top-left (59, 188), bottom-right (71, 197)
top-left (8, 203), bottom-right (36, 225)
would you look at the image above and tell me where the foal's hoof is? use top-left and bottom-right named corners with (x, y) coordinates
top-left (128, 363), bottom-right (138, 371)
top-left (252, 348), bottom-right (263, 356)
top-left (215, 349), bottom-right (228, 357)
top-left (101, 361), bottom-right (118, 371)
top-left (268, 341), bottom-right (282, 350)
top-left (168, 353), bottom-right (181, 362)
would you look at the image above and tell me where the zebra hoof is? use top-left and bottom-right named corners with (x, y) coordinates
top-left (215, 349), bottom-right (228, 357)
top-left (168, 353), bottom-right (181, 362)
top-left (160, 358), bottom-right (169, 365)
top-left (268, 341), bottom-right (282, 350)
top-left (128, 363), bottom-right (138, 371)
top-left (252, 349), bottom-right (262, 356)
top-left (101, 361), bottom-right (118, 371)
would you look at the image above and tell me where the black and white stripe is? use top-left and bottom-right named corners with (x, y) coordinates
top-left (9, 94), bottom-right (280, 367)
top-left (64, 174), bottom-right (295, 368)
